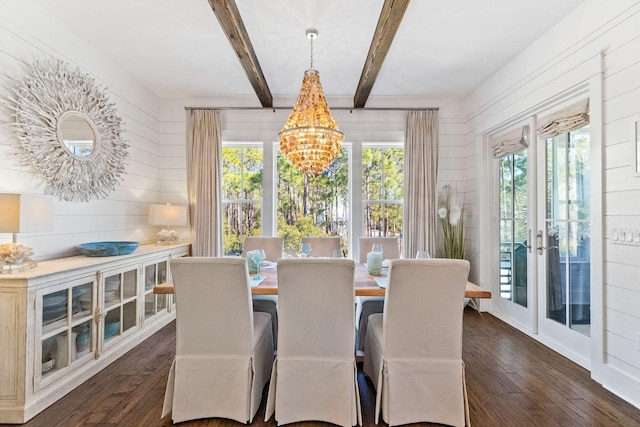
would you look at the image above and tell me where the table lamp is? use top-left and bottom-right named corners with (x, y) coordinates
top-left (148, 203), bottom-right (188, 245)
top-left (0, 193), bottom-right (53, 273)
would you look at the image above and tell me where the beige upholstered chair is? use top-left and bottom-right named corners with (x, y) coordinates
top-left (241, 236), bottom-right (283, 346)
top-left (265, 258), bottom-right (361, 427)
top-left (363, 259), bottom-right (471, 427)
top-left (301, 236), bottom-right (341, 257)
top-left (357, 236), bottom-right (400, 263)
top-left (162, 257), bottom-right (274, 424)
top-left (356, 237), bottom-right (400, 351)
top-left (242, 236), bottom-right (284, 262)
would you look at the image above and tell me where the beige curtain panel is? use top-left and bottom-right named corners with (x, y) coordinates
top-left (537, 98), bottom-right (589, 139)
top-left (186, 109), bottom-right (222, 256)
top-left (404, 110), bottom-right (439, 257)
top-left (492, 126), bottom-right (529, 158)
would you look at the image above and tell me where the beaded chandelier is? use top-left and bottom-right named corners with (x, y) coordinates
top-left (279, 29), bottom-right (344, 177)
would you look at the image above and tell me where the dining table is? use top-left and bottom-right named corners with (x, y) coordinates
top-left (153, 262), bottom-right (492, 299)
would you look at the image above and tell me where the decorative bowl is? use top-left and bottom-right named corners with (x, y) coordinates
top-left (42, 358), bottom-right (55, 374)
top-left (77, 241), bottom-right (139, 257)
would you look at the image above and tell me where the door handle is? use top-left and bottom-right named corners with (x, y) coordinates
top-left (536, 230), bottom-right (546, 255)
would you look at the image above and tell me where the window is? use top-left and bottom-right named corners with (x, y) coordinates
top-left (221, 142), bottom-right (404, 258)
top-left (276, 149), bottom-right (349, 253)
top-left (545, 126), bottom-right (590, 333)
top-left (362, 147), bottom-right (404, 251)
top-left (498, 150), bottom-right (528, 306)
top-left (221, 146), bottom-right (263, 255)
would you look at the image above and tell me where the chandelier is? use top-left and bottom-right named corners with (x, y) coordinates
top-left (279, 29), bottom-right (344, 177)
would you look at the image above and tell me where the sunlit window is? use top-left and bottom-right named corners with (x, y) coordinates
top-left (276, 149), bottom-right (349, 253)
top-left (362, 147), bottom-right (404, 254)
top-left (221, 143), bottom-right (404, 258)
top-left (221, 146), bottom-right (263, 255)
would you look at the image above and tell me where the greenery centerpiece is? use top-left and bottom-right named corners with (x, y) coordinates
top-left (438, 184), bottom-right (466, 259)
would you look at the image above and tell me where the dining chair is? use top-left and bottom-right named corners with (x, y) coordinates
top-left (265, 258), bottom-right (361, 427)
top-left (356, 236), bottom-right (400, 351)
top-left (357, 237), bottom-right (400, 263)
top-left (241, 236), bottom-right (283, 347)
top-left (301, 236), bottom-right (341, 257)
top-left (363, 259), bottom-right (471, 427)
top-left (161, 257), bottom-right (274, 424)
top-left (242, 236), bottom-right (284, 262)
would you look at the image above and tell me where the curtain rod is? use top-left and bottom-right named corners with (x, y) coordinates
top-left (184, 106), bottom-right (439, 112)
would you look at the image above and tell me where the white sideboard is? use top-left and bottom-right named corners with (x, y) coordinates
top-left (0, 243), bottom-right (190, 424)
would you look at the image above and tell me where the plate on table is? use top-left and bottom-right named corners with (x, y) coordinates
top-left (261, 261), bottom-right (277, 270)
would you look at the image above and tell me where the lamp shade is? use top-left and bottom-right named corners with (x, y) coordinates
top-left (0, 194), bottom-right (53, 234)
top-left (148, 204), bottom-right (188, 226)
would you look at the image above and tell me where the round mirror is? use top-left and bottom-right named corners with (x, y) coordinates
top-left (56, 111), bottom-right (99, 159)
top-left (12, 60), bottom-right (127, 202)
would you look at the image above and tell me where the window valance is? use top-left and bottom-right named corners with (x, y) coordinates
top-left (492, 126), bottom-right (529, 158)
top-left (537, 99), bottom-right (589, 139)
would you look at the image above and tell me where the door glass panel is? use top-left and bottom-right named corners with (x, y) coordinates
top-left (545, 127), bottom-right (590, 335)
top-left (498, 150), bottom-right (527, 307)
top-left (73, 321), bottom-right (92, 360)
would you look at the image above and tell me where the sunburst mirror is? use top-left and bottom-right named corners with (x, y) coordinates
top-left (9, 59), bottom-right (128, 202)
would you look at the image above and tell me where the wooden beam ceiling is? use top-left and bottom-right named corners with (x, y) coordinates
top-left (209, 0), bottom-right (409, 109)
top-left (353, 0), bottom-right (410, 108)
top-left (207, 0), bottom-right (273, 107)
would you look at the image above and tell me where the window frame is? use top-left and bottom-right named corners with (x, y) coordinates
top-left (221, 140), bottom-right (404, 258)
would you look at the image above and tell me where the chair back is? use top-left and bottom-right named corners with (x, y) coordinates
top-left (276, 258), bottom-right (355, 358)
top-left (358, 237), bottom-right (400, 263)
top-left (383, 259), bottom-right (469, 359)
top-left (242, 236), bottom-right (284, 262)
top-left (301, 236), bottom-right (341, 257)
top-left (170, 257), bottom-right (253, 356)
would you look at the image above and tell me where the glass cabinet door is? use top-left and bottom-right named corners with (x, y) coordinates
top-left (38, 278), bottom-right (96, 388)
top-left (101, 267), bottom-right (138, 346)
top-left (143, 260), bottom-right (169, 320)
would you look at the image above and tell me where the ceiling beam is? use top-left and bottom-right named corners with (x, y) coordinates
top-left (353, 0), bottom-right (410, 108)
top-left (208, 0), bottom-right (273, 107)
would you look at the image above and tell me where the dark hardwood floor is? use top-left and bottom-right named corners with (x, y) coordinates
top-left (16, 308), bottom-right (640, 427)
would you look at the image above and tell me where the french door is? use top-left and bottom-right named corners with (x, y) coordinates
top-left (494, 125), bottom-right (591, 363)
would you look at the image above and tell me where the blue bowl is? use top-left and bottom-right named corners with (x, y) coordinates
top-left (77, 241), bottom-right (139, 257)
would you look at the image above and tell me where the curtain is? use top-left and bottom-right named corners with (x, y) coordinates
top-left (404, 110), bottom-right (439, 258)
top-left (186, 109), bottom-right (221, 256)
top-left (492, 126), bottom-right (529, 158)
top-left (537, 99), bottom-right (589, 139)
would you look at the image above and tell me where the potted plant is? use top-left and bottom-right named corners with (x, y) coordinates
top-left (438, 184), bottom-right (466, 260)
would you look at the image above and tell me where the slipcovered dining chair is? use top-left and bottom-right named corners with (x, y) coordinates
top-left (242, 236), bottom-right (284, 262)
top-left (363, 259), bottom-right (471, 427)
top-left (241, 236), bottom-right (283, 346)
top-left (357, 237), bottom-right (400, 264)
top-left (265, 258), bottom-right (361, 427)
top-left (162, 257), bottom-right (274, 424)
top-left (356, 236), bottom-right (400, 352)
top-left (301, 236), bottom-right (341, 257)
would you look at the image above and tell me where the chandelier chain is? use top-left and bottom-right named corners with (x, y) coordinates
top-left (309, 35), bottom-right (314, 69)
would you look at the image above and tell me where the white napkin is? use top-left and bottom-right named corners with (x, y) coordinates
top-left (249, 276), bottom-right (267, 288)
top-left (261, 261), bottom-right (277, 270)
top-left (373, 277), bottom-right (388, 288)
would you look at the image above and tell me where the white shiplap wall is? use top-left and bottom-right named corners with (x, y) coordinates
top-left (0, 1), bottom-right (178, 260)
top-left (465, 0), bottom-right (640, 408)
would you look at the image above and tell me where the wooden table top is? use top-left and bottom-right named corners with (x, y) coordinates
top-left (154, 262), bottom-right (491, 299)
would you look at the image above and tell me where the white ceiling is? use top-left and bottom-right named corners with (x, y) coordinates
top-left (31, 0), bottom-right (586, 105)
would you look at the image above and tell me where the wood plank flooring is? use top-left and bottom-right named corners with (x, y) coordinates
top-left (17, 309), bottom-right (640, 427)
